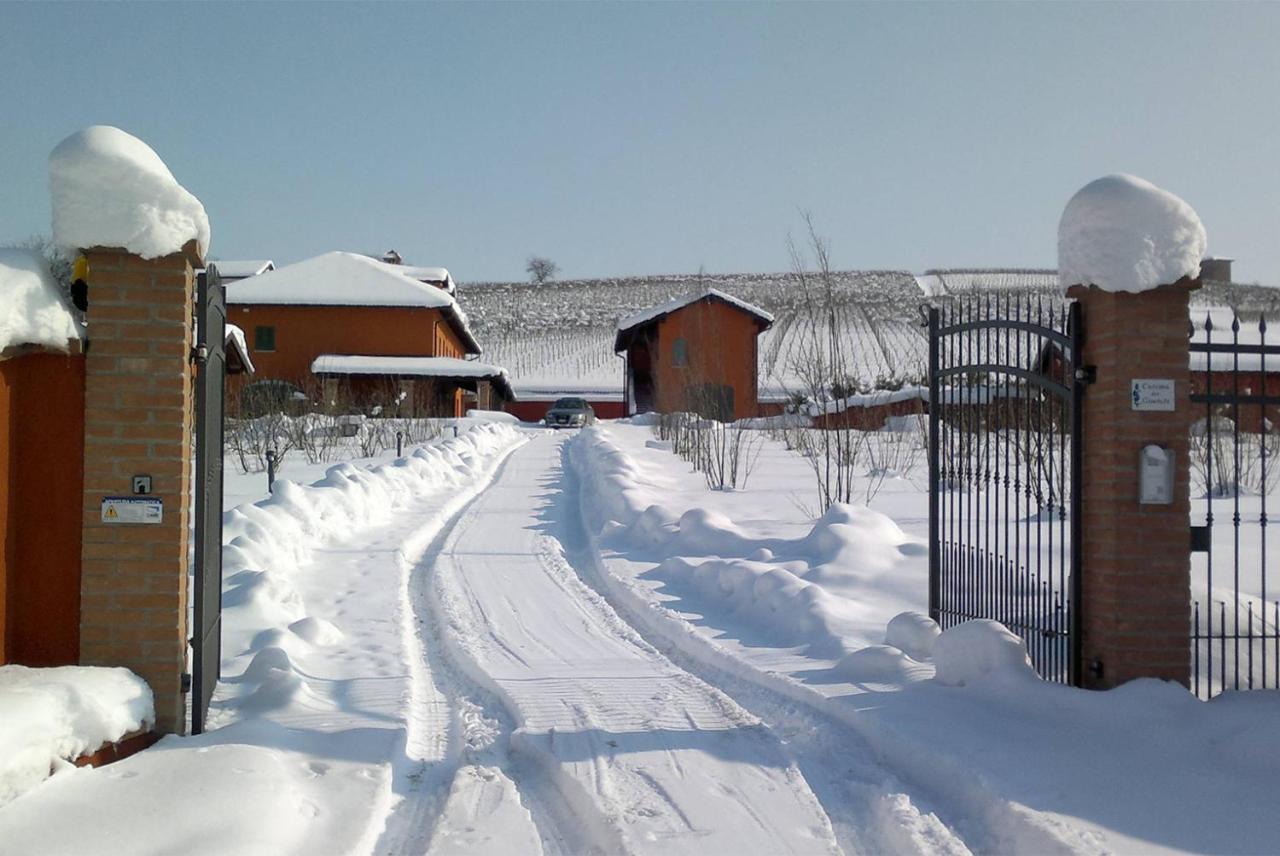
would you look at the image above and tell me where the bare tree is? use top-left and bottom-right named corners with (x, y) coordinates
top-left (526, 256), bottom-right (559, 285)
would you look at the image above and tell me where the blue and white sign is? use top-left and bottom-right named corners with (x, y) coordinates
top-left (1131, 379), bottom-right (1175, 412)
top-left (101, 496), bottom-right (163, 524)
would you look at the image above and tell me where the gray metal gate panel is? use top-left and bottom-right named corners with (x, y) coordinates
top-left (192, 265), bottom-right (226, 733)
top-left (927, 297), bottom-right (1084, 685)
top-left (1189, 310), bottom-right (1280, 698)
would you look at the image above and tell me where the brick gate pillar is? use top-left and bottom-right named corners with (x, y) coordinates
top-left (1070, 276), bottom-right (1198, 689)
top-left (79, 241), bottom-right (201, 734)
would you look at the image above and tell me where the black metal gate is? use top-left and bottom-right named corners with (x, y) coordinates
top-left (927, 296), bottom-right (1084, 684)
top-left (1189, 310), bottom-right (1280, 698)
top-left (192, 264), bottom-right (226, 733)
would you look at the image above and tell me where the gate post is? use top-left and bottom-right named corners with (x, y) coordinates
top-left (1069, 277), bottom-right (1198, 689)
top-left (78, 240), bottom-right (202, 734)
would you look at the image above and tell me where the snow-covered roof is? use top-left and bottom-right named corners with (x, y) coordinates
top-left (614, 288), bottom-right (773, 353)
top-left (226, 251), bottom-right (480, 353)
top-left (49, 126), bottom-right (210, 261)
top-left (1058, 174), bottom-right (1206, 294)
top-left (399, 265), bottom-right (450, 283)
top-left (212, 260), bottom-right (274, 279)
top-left (310, 354), bottom-right (513, 398)
top-left (311, 354), bottom-right (505, 379)
top-left (225, 323), bottom-right (254, 375)
top-left (0, 248), bottom-right (84, 355)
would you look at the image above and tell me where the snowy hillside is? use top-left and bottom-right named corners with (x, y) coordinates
top-left (458, 270), bottom-right (926, 399)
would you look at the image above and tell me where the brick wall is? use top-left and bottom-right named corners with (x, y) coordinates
top-left (1071, 278), bottom-right (1196, 688)
top-left (79, 244), bottom-right (198, 734)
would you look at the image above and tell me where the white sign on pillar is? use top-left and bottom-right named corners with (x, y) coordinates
top-left (1131, 379), bottom-right (1175, 412)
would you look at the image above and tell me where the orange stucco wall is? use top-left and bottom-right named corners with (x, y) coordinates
top-left (229, 304), bottom-right (468, 382)
top-left (651, 300), bottom-right (761, 421)
top-left (0, 352), bottom-right (85, 666)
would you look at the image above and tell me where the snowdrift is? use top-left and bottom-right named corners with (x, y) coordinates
top-left (0, 665), bottom-right (153, 807)
top-left (570, 425), bottom-right (926, 660)
top-left (217, 423), bottom-right (521, 715)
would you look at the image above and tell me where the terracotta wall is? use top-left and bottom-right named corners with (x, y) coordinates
top-left (0, 352), bottom-right (85, 666)
top-left (229, 305), bottom-right (467, 382)
top-left (653, 301), bottom-right (760, 421)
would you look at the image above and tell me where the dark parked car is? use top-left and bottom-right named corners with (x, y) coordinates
top-left (544, 397), bottom-right (596, 428)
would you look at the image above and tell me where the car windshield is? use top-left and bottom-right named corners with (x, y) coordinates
top-left (552, 398), bottom-right (588, 410)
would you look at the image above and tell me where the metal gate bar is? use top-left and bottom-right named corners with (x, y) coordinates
top-left (192, 265), bottom-right (226, 733)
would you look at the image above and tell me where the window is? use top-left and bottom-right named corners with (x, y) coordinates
top-left (254, 325), bottom-right (276, 352)
top-left (672, 337), bottom-right (688, 367)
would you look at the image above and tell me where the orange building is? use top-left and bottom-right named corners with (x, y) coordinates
top-left (614, 289), bottom-right (773, 421)
top-left (225, 252), bottom-right (509, 416)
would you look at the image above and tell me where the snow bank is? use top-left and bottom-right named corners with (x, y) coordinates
top-left (49, 126), bottom-right (210, 259)
top-left (465, 408), bottom-right (519, 424)
top-left (1058, 174), bottom-right (1206, 293)
top-left (931, 619), bottom-right (1036, 687)
top-left (0, 248), bottom-right (82, 352)
top-left (217, 423), bottom-right (523, 714)
top-left (0, 665), bottom-right (153, 806)
top-left (570, 426), bottom-right (925, 659)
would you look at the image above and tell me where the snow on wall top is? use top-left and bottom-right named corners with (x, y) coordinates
top-left (310, 354), bottom-right (507, 379)
top-left (49, 126), bottom-right (211, 260)
top-left (615, 287), bottom-right (774, 335)
top-left (1058, 174), bottom-right (1206, 294)
top-left (0, 248), bottom-right (83, 353)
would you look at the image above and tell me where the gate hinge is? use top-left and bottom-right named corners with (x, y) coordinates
top-left (1074, 365), bottom-right (1097, 384)
top-left (1190, 525), bottom-right (1211, 553)
top-left (180, 672), bottom-right (193, 693)
top-left (190, 344), bottom-right (208, 365)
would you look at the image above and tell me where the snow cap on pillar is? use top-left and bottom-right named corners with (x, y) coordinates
top-left (1058, 174), bottom-right (1205, 294)
top-left (49, 125), bottom-right (210, 262)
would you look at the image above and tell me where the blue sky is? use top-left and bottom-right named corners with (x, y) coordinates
top-left (2, 2), bottom-right (1278, 283)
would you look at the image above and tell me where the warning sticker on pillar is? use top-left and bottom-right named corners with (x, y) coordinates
top-left (101, 497), bottom-right (164, 524)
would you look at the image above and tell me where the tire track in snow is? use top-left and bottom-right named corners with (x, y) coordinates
top-left (373, 434), bottom-right (571, 856)
top-left (428, 434), bottom-right (840, 855)
top-left (556, 442), bottom-right (975, 856)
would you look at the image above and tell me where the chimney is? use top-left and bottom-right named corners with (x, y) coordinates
top-left (1199, 256), bottom-right (1233, 283)
top-left (382, 250), bottom-right (402, 265)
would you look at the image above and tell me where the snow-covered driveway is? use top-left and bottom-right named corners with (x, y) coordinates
top-left (430, 433), bottom-right (839, 854)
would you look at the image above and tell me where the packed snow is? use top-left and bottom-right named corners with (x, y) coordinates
top-left (0, 248), bottom-right (83, 352)
top-left (1058, 173), bottom-right (1207, 293)
top-left (0, 665), bottom-right (153, 807)
top-left (49, 126), bottom-right (210, 259)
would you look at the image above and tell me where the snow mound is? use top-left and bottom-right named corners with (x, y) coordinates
top-left (288, 616), bottom-right (344, 646)
top-left (0, 665), bottom-right (153, 806)
top-left (832, 645), bottom-right (933, 687)
top-left (1058, 174), bottom-right (1205, 293)
top-left (49, 126), bottom-right (210, 259)
top-left (465, 408), bottom-right (519, 424)
top-left (885, 611), bottom-right (941, 661)
top-left (0, 248), bottom-right (82, 352)
top-left (932, 620), bottom-right (1036, 687)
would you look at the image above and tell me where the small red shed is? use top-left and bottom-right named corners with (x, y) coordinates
top-left (613, 288), bottom-right (773, 421)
